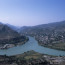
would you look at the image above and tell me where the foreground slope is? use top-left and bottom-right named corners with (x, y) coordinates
top-left (0, 50), bottom-right (65, 65)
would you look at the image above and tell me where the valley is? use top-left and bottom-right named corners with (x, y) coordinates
top-left (0, 0), bottom-right (65, 65)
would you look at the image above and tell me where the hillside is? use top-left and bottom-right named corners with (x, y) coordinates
top-left (6, 24), bottom-right (20, 32)
top-left (0, 23), bottom-right (20, 39)
top-left (0, 23), bottom-right (29, 49)
top-left (20, 21), bottom-right (65, 51)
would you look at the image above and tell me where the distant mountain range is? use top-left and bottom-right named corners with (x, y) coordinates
top-left (19, 20), bottom-right (65, 35)
top-left (6, 24), bottom-right (20, 32)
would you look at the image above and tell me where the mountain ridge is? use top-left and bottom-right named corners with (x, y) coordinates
top-left (0, 23), bottom-right (20, 40)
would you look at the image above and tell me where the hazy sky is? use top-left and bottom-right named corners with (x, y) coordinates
top-left (0, 0), bottom-right (65, 26)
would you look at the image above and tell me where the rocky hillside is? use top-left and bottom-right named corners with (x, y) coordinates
top-left (20, 21), bottom-right (65, 50)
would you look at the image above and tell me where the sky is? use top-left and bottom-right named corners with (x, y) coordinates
top-left (0, 0), bottom-right (65, 26)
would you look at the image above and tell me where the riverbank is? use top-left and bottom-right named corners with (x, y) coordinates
top-left (38, 41), bottom-right (65, 51)
top-left (33, 36), bottom-right (65, 51)
top-left (0, 50), bottom-right (65, 65)
top-left (0, 36), bottom-right (29, 49)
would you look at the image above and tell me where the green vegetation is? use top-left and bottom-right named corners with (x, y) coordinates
top-left (0, 36), bottom-right (29, 45)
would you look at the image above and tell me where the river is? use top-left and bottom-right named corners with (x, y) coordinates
top-left (0, 36), bottom-right (65, 56)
